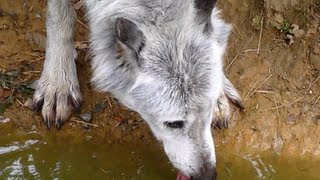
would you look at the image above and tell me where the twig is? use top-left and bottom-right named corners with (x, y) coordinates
top-left (257, 17), bottom-right (264, 54)
top-left (22, 71), bottom-right (41, 75)
top-left (244, 74), bottom-right (272, 102)
top-left (312, 95), bottom-right (320, 108)
top-left (304, 75), bottom-right (320, 95)
top-left (16, 99), bottom-right (24, 106)
top-left (225, 36), bottom-right (253, 70)
top-left (244, 76), bottom-right (262, 102)
top-left (77, 19), bottom-right (89, 29)
top-left (273, 95), bottom-right (280, 117)
top-left (70, 119), bottom-right (99, 127)
top-left (225, 53), bottom-right (241, 70)
top-left (100, 168), bottom-right (109, 174)
top-left (255, 90), bottom-right (275, 94)
top-left (252, 74), bottom-right (272, 94)
top-left (261, 98), bottom-right (301, 112)
top-left (233, 23), bottom-right (243, 40)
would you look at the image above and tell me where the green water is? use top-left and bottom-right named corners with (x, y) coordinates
top-left (0, 131), bottom-right (319, 180)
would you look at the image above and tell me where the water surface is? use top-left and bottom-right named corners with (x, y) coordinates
top-left (0, 131), bottom-right (319, 179)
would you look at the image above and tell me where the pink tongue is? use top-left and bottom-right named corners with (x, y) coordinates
top-left (176, 172), bottom-right (190, 180)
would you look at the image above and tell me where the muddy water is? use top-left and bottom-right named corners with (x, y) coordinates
top-left (1, 127), bottom-right (319, 180)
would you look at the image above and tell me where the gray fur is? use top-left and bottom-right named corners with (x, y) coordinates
top-left (33, 0), bottom-right (242, 179)
top-left (33, 0), bottom-right (82, 129)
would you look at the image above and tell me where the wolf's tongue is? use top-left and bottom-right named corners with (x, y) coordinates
top-left (176, 172), bottom-right (190, 180)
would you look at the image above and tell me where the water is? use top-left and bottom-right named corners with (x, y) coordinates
top-left (0, 131), bottom-right (320, 180)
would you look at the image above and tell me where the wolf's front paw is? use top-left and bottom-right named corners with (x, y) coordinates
top-left (33, 75), bottom-right (82, 129)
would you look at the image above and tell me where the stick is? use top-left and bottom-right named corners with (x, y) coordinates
top-left (70, 119), bottom-right (99, 127)
top-left (257, 17), bottom-right (264, 54)
top-left (261, 98), bottom-right (301, 112)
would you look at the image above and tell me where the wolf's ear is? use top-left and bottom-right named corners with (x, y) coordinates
top-left (115, 18), bottom-right (145, 55)
top-left (194, 0), bottom-right (217, 32)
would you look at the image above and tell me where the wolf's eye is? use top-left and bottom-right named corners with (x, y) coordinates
top-left (164, 121), bottom-right (184, 129)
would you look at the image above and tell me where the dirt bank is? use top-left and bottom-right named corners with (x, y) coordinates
top-left (0, 0), bottom-right (319, 160)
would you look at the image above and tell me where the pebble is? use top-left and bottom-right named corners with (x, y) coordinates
top-left (0, 116), bottom-right (10, 123)
top-left (24, 98), bottom-right (33, 109)
top-left (79, 112), bottom-right (92, 123)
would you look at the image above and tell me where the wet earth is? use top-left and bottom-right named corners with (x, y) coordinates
top-left (0, 0), bottom-right (320, 179)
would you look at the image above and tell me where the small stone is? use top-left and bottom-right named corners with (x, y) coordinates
top-left (79, 112), bottom-right (92, 123)
top-left (86, 135), bottom-right (93, 141)
top-left (24, 98), bottom-right (33, 109)
top-left (92, 154), bottom-right (97, 159)
top-left (309, 90), bottom-right (313, 95)
top-left (292, 24), bottom-right (304, 38)
top-left (273, 14), bottom-right (284, 27)
top-left (286, 34), bottom-right (294, 45)
top-left (0, 116), bottom-right (10, 123)
top-left (35, 12), bottom-right (41, 19)
top-left (31, 125), bottom-right (37, 131)
top-left (27, 80), bottom-right (39, 90)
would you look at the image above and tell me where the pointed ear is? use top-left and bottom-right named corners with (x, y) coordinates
top-left (115, 18), bottom-right (145, 54)
top-left (194, 0), bottom-right (217, 32)
top-left (223, 75), bottom-right (245, 110)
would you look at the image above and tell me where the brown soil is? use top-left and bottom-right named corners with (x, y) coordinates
top-left (0, 0), bottom-right (319, 159)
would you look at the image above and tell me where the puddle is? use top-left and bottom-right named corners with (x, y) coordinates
top-left (1, 131), bottom-right (320, 180)
top-left (0, 132), bottom-right (175, 179)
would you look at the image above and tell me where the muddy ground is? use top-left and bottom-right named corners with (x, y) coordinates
top-left (0, 0), bottom-right (319, 161)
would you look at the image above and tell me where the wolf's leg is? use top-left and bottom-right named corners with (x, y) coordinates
top-left (33, 0), bottom-right (82, 129)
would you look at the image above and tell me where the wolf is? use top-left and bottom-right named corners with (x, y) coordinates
top-left (32, 0), bottom-right (243, 179)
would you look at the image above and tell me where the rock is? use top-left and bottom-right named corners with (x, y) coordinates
top-left (273, 14), bottom-right (284, 27)
top-left (27, 80), bottom-right (39, 90)
top-left (24, 98), bottom-right (33, 110)
top-left (292, 24), bottom-right (304, 38)
top-left (0, 116), bottom-right (10, 123)
top-left (35, 12), bottom-right (42, 19)
top-left (286, 34), bottom-right (294, 45)
top-left (79, 112), bottom-right (92, 123)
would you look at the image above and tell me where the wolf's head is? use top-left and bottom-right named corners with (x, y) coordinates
top-left (90, 0), bottom-right (241, 179)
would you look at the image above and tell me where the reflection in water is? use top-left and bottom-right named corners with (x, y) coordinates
top-left (28, 154), bottom-right (40, 179)
top-left (242, 154), bottom-right (276, 179)
top-left (0, 140), bottom-right (39, 155)
top-left (0, 140), bottom-right (41, 179)
top-left (0, 136), bottom-right (174, 180)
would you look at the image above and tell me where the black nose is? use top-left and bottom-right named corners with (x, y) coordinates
top-left (190, 167), bottom-right (217, 180)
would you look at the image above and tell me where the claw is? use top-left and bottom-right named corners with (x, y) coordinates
top-left (227, 98), bottom-right (245, 110)
top-left (45, 116), bottom-right (51, 129)
top-left (214, 116), bottom-right (228, 129)
top-left (56, 119), bottom-right (62, 129)
top-left (214, 119), bottom-right (222, 129)
top-left (69, 95), bottom-right (83, 113)
top-left (33, 99), bottom-right (44, 112)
